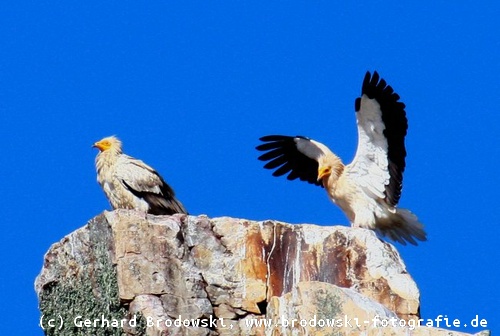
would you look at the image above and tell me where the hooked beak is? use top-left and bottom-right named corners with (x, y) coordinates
top-left (317, 166), bottom-right (330, 181)
top-left (92, 141), bottom-right (104, 151)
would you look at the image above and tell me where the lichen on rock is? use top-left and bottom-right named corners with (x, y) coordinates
top-left (37, 214), bottom-right (131, 335)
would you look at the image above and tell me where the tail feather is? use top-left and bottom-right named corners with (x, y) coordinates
top-left (144, 194), bottom-right (189, 215)
top-left (375, 208), bottom-right (426, 246)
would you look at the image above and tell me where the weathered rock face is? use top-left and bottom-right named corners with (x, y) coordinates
top-left (35, 211), bottom-right (488, 336)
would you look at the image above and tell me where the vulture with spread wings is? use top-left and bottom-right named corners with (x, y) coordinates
top-left (256, 71), bottom-right (426, 245)
top-left (93, 136), bottom-right (187, 215)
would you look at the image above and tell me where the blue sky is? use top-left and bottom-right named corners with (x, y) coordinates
top-left (1, 1), bottom-right (498, 334)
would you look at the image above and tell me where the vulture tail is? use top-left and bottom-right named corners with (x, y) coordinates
top-left (376, 208), bottom-right (427, 246)
top-left (146, 194), bottom-right (188, 216)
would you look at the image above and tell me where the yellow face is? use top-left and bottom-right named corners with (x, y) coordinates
top-left (92, 138), bottom-right (113, 152)
top-left (317, 166), bottom-right (332, 181)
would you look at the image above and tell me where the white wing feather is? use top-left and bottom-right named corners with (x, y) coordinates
top-left (114, 155), bottom-right (163, 195)
top-left (295, 138), bottom-right (334, 161)
top-left (345, 94), bottom-right (391, 200)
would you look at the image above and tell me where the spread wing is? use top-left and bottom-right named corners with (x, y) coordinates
top-left (256, 135), bottom-right (334, 187)
top-left (115, 155), bottom-right (188, 215)
top-left (347, 71), bottom-right (407, 206)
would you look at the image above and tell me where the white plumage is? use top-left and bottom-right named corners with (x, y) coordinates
top-left (93, 136), bottom-right (188, 215)
top-left (256, 71), bottom-right (426, 245)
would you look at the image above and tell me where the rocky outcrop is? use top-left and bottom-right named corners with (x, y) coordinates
top-left (35, 210), bottom-right (489, 336)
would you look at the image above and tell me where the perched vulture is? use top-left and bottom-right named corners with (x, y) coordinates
top-left (93, 136), bottom-right (188, 215)
top-left (256, 71), bottom-right (426, 245)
